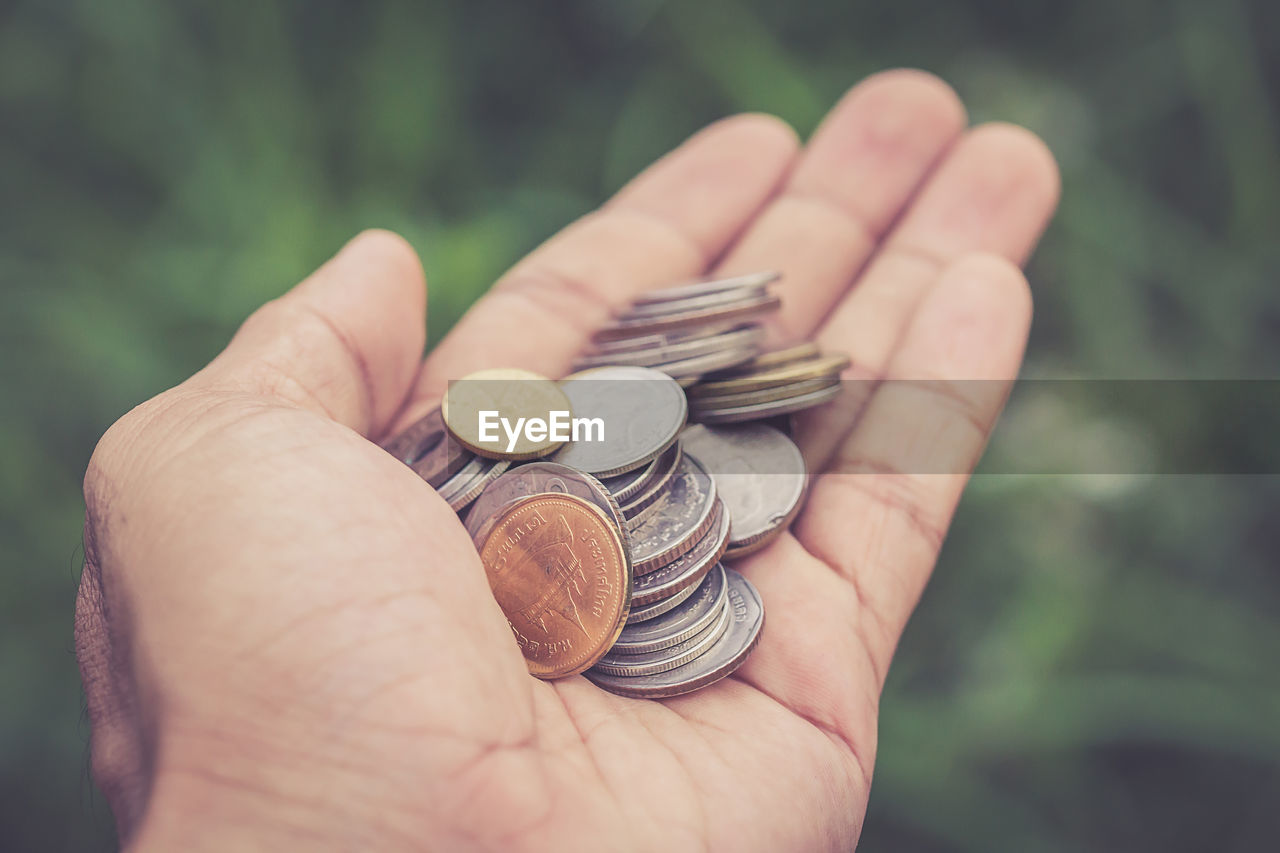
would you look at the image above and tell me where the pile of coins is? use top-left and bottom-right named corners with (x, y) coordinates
top-left (383, 273), bottom-right (841, 698)
top-left (574, 271), bottom-right (780, 383)
top-left (685, 344), bottom-right (851, 424)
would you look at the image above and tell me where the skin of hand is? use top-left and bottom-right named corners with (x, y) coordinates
top-left (76, 70), bottom-right (1058, 851)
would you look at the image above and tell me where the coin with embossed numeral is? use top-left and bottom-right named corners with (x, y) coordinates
top-left (586, 568), bottom-right (763, 698)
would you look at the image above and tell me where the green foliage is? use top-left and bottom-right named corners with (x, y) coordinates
top-left (1, 0), bottom-right (1276, 849)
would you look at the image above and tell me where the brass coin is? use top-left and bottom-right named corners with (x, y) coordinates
top-left (705, 342), bottom-right (820, 378)
top-left (477, 493), bottom-right (631, 679)
top-left (442, 368), bottom-right (573, 460)
top-left (689, 376), bottom-right (836, 409)
top-left (693, 381), bottom-right (842, 424)
top-left (688, 353), bottom-right (850, 396)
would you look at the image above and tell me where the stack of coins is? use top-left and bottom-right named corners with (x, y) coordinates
top-left (574, 271), bottom-right (781, 383)
top-left (382, 272), bottom-right (843, 698)
top-left (686, 344), bottom-right (852, 424)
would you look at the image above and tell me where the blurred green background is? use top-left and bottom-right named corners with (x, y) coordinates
top-left (2, 0), bottom-right (1278, 849)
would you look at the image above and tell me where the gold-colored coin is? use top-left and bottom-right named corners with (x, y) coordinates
top-left (690, 376), bottom-right (837, 409)
top-left (689, 353), bottom-right (850, 396)
top-left (709, 342), bottom-right (820, 377)
top-left (477, 493), bottom-right (631, 679)
top-left (442, 368), bottom-right (572, 460)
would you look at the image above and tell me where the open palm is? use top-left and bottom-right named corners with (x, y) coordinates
top-left (78, 70), bottom-right (1058, 851)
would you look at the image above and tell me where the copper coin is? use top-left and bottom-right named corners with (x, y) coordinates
top-left (464, 462), bottom-right (629, 559)
top-left (477, 494), bottom-right (631, 679)
top-left (381, 406), bottom-right (470, 487)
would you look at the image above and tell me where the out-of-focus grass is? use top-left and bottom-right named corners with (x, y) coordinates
top-left (1, 1), bottom-right (1277, 849)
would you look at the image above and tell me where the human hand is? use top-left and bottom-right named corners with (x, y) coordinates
top-left (78, 70), bottom-right (1058, 851)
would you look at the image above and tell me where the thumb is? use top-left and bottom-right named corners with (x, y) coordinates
top-left (78, 232), bottom-right (533, 843)
top-left (198, 228), bottom-right (427, 438)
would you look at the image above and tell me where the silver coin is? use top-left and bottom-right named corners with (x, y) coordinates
top-left (631, 498), bottom-right (728, 606)
top-left (612, 563), bottom-right (727, 653)
top-left (692, 381), bottom-right (841, 424)
top-left (625, 580), bottom-right (698, 624)
top-left (618, 441), bottom-right (683, 521)
top-left (600, 441), bottom-right (680, 505)
top-left (623, 282), bottom-right (771, 319)
top-left (650, 344), bottom-right (760, 381)
top-left (593, 294), bottom-right (781, 342)
top-left (629, 454), bottom-right (718, 575)
top-left (437, 455), bottom-right (510, 511)
top-left (574, 326), bottom-right (763, 370)
top-left (463, 462), bottom-right (629, 557)
top-left (550, 366), bottom-right (687, 477)
top-left (630, 271), bottom-right (780, 306)
top-left (586, 321), bottom-right (746, 358)
top-left (585, 568), bottom-right (764, 698)
top-left (681, 423), bottom-right (807, 553)
top-left (381, 406), bottom-right (471, 487)
top-left (592, 595), bottom-right (732, 676)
